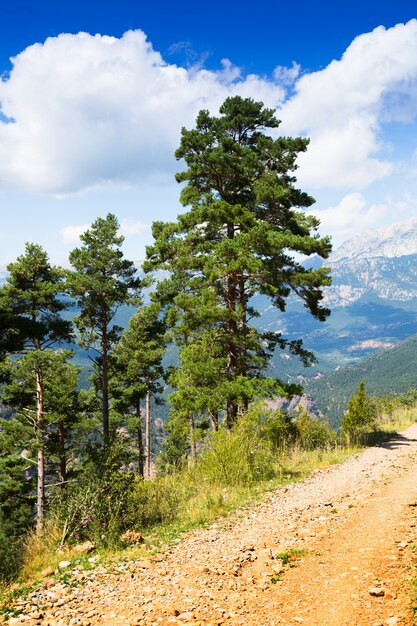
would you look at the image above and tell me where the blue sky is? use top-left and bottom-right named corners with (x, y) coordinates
top-left (1, 1), bottom-right (417, 268)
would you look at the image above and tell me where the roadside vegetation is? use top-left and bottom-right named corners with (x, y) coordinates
top-left (1, 96), bottom-right (417, 610)
top-left (1, 391), bottom-right (416, 605)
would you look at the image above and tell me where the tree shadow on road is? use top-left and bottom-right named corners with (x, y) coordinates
top-left (373, 432), bottom-right (417, 450)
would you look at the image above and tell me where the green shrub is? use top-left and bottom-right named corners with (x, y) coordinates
top-left (194, 412), bottom-right (279, 487)
top-left (294, 408), bottom-right (336, 450)
top-left (133, 476), bottom-right (182, 526)
top-left (341, 380), bottom-right (377, 444)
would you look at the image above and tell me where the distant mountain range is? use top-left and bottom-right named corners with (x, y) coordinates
top-left (264, 216), bottom-right (417, 383)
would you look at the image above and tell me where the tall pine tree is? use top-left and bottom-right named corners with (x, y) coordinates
top-left (112, 302), bottom-right (166, 477)
top-left (145, 97), bottom-right (331, 427)
top-left (67, 214), bottom-right (141, 447)
top-left (0, 244), bottom-right (72, 533)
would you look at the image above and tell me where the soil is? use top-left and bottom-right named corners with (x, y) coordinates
top-left (8, 424), bottom-right (417, 626)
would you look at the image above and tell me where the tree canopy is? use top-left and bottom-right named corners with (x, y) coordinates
top-left (67, 213), bottom-right (141, 446)
top-left (145, 96), bottom-right (331, 426)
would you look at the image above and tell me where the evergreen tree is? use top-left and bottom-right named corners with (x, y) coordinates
top-left (41, 352), bottom-right (81, 488)
top-left (341, 379), bottom-right (377, 444)
top-left (2, 349), bottom-right (80, 488)
top-left (0, 414), bottom-right (35, 579)
top-left (67, 214), bottom-right (141, 447)
top-left (0, 303), bottom-right (25, 359)
top-left (145, 96), bottom-right (331, 427)
top-left (0, 244), bottom-right (72, 533)
top-left (112, 302), bottom-right (166, 477)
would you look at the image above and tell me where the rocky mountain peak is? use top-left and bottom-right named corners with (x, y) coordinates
top-left (330, 216), bottom-right (417, 263)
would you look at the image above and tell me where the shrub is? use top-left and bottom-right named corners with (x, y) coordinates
top-left (133, 476), bottom-right (181, 526)
top-left (341, 380), bottom-right (377, 444)
top-left (294, 408), bottom-right (336, 450)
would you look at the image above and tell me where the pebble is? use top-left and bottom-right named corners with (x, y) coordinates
top-left (369, 587), bottom-right (385, 597)
top-left (178, 611), bottom-right (195, 622)
top-left (58, 561), bottom-right (71, 570)
top-left (41, 567), bottom-right (55, 578)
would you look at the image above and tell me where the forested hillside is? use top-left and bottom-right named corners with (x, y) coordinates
top-left (307, 333), bottom-right (417, 423)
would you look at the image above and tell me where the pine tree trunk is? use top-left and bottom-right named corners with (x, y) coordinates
top-left (101, 325), bottom-right (110, 447)
top-left (209, 411), bottom-right (219, 432)
top-left (58, 421), bottom-right (67, 487)
top-left (145, 386), bottom-right (151, 479)
top-left (188, 410), bottom-right (196, 459)
top-left (137, 400), bottom-right (144, 478)
top-left (226, 224), bottom-right (238, 428)
top-left (35, 362), bottom-right (45, 535)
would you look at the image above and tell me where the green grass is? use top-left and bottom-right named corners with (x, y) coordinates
top-left (273, 548), bottom-right (305, 566)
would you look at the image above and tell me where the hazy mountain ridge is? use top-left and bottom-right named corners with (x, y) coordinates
top-left (329, 217), bottom-right (417, 262)
top-left (320, 217), bottom-right (417, 308)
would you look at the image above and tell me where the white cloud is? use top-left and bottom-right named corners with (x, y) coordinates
top-left (0, 31), bottom-right (285, 195)
top-left (273, 61), bottom-right (301, 85)
top-left (311, 192), bottom-right (417, 246)
top-left (2, 21), bottom-right (417, 197)
top-left (60, 224), bottom-right (89, 244)
top-left (119, 219), bottom-right (147, 236)
top-left (278, 20), bottom-right (417, 188)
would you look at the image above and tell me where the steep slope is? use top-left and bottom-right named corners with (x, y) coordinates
top-left (306, 334), bottom-right (417, 424)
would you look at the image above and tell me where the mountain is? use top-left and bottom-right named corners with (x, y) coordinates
top-left (322, 217), bottom-right (417, 307)
top-left (330, 217), bottom-right (417, 263)
top-left (306, 333), bottom-right (417, 426)
top-left (261, 216), bottom-right (417, 384)
top-left (1, 217), bottom-right (417, 395)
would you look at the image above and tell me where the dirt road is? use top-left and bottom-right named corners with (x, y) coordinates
top-left (10, 424), bottom-right (417, 625)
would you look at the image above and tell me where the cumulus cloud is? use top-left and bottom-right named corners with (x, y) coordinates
top-left (0, 30), bottom-right (285, 195)
top-left (2, 21), bottom-right (417, 196)
top-left (60, 224), bottom-right (89, 244)
top-left (273, 61), bottom-right (301, 85)
top-left (119, 219), bottom-right (147, 236)
top-left (310, 192), bottom-right (417, 244)
top-left (278, 20), bottom-right (417, 188)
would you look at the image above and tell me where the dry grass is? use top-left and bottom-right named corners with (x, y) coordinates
top-left (377, 406), bottom-right (417, 433)
top-left (4, 405), bottom-right (417, 599)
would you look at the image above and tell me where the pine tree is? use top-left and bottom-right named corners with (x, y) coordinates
top-left (0, 243), bottom-right (72, 533)
top-left (67, 214), bottom-right (141, 447)
top-left (112, 302), bottom-right (166, 477)
top-left (2, 350), bottom-right (80, 490)
top-left (145, 96), bottom-right (331, 427)
top-left (341, 380), bottom-right (377, 444)
top-left (42, 351), bottom-right (81, 488)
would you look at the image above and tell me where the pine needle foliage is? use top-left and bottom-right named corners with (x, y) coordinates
top-left (145, 96), bottom-right (331, 427)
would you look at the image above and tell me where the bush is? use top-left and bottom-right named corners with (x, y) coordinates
top-left (294, 408), bottom-right (336, 450)
top-left (194, 426), bottom-right (275, 486)
top-left (0, 530), bottom-right (23, 582)
top-left (133, 476), bottom-right (181, 526)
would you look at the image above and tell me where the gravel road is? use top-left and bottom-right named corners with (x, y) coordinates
top-left (7, 423), bottom-right (417, 626)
